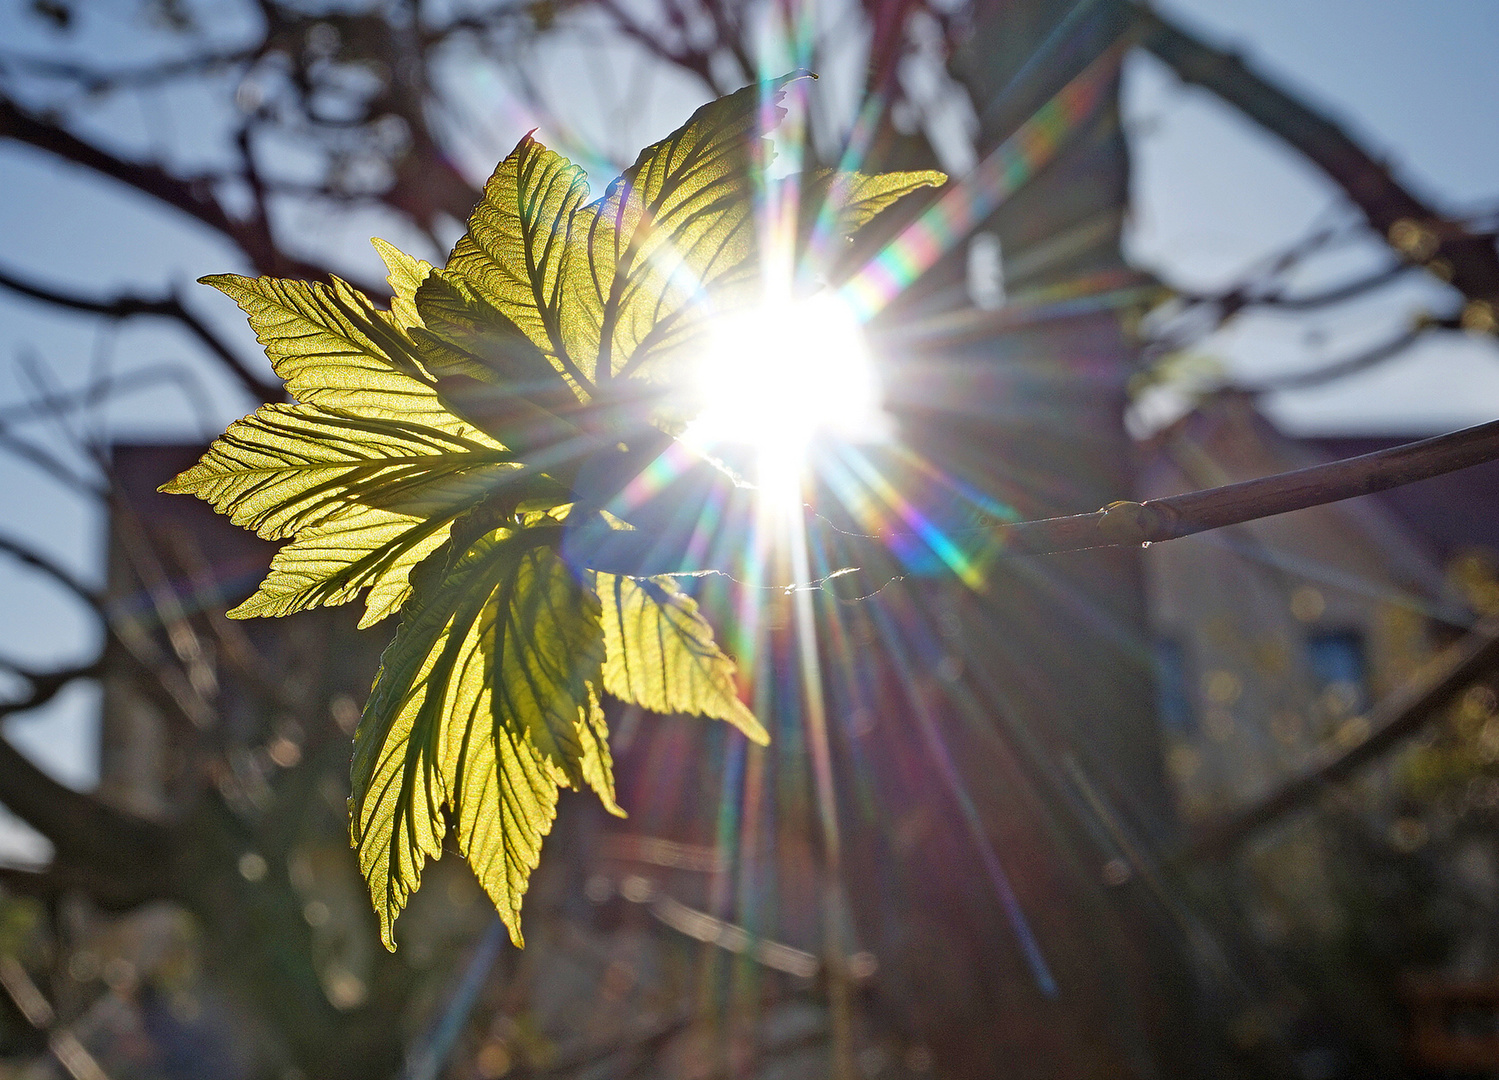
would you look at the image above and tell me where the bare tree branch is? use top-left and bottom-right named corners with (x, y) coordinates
top-left (0, 47), bottom-right (259, 93)
top-left (590, 0), bottom-right (720, 94)
top-left (0, 365), bottom-right (215, 434)
top-left (0, 952), bottom-right (124, 1080)
top-left (0, 530), bottom-right (210, 733)
top-left (0, 860), bottom-right (173, 910)
top-left (1172, 262), bottom-right (1414, 327)
top-left (0, 264), bottom-right (281, 402)
top-left (422, 7), bottom-right (535, 47)
top-left (0, 429), bottom-right (102, 497)
top-left (983, 415), bottom-right (1499, 555)
top-left (105, 501), bottom-right (219, 731)
top-left (695, 0), bottom-right (754, 89)
top-left (584, 417), bottom-right (1499, 576)
top-left (0, 654), bottom-right (175, 904)
top-left (0, 659), bottom-right (102, 721)
top-left (0, 530), bottom-right (211, 904)
top-left (0, 93), bottom-right (330, 281)
top-left (1249, 262), bottom-right (1413, 311)
top-left (0, 535), bottom-right (100, 614)
top-left (1133, 3), bottom-right (1499, 311)
top-left (1233, 321), bottom-right (1457, 394)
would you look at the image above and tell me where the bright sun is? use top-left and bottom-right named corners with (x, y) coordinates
top-left (683, 291), bottom-right (889, 491)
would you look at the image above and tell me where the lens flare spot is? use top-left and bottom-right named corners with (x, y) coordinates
top-left (684, 292), bottom-right (889, 495)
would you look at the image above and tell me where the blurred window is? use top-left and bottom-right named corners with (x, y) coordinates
top-left (966, 231), bottom-right (1006, 310)
top-left (1306, 629), bottom-right (1368, 716)
top-left (1155, 638), bottom-right (1195, 735)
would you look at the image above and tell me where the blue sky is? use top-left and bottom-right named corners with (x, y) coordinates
top-left (0, 0), bottom-right (1493, 860)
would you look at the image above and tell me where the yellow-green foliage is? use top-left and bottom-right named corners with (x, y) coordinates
top-left (164, 74), bottom-right (943, 948)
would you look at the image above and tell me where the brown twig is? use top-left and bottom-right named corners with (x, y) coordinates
top-left (583, 418), bottom-right (1499, 577)
top-left (983, 416), bottom-right (1499, 556)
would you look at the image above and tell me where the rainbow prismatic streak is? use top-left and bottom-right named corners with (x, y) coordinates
top-left (840, 51), bottom-right (1117, 322)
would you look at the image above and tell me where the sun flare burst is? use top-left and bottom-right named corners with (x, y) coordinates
top-left (683, 290), bottom-right (891, 499)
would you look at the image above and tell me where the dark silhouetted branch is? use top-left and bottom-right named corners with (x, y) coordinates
top-left (1174, 262), bottom-right (1414, 328)
top-left (0, 264), bottom-right (281, 402)
top-left (0, 659), bottom-right (103, 721)
top-left (591, 0), bottom-right (720, 93)
top-left (697, 0), bottom-right (755, 89)
top-left (0, 860), bottom-right (171, 910)
top-left (1258, 262), bottom-right (1413, 311)
top-left (981, 416), bottom-right (1499, 556)
top-left (0, 532), bottom-right (209, 732)
top-left (0, 365), bottom-right (214, 431)
top-left (0, 94), bottom-right (330, 282)
top-left (1, 47), bottom-right (259, 92)
top-left (1134, 3), bottom-right (1499, 310)
top-left (0, 655), bottom-right (176, 904)
top-left (1234, 323), bottom-right (1449, 394)
top-left (0, 536), bottom-right (100, 614)
top-left (0, 951), bottom-right (124, 1080)
top-left (0, 430), bottom-right (102, 497)
top-left (1186, 616), bottom-right (1499, 861)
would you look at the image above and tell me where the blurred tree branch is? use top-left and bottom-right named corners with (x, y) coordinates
top-left (0, 264), bottom-right (281, 402)
top-left (0, 93), bottom-right (325, 281)
top-left (0, 46), bottom-right (261, 92)
top-left (1234, 317), bottom-right (1460, 394)
top-left (1168, 262), bottom-right (1416, 341)
top-left (0, 535), bottom-right (100, 614)
top-left (0, 656), bottom-right (174, 906)
top-left (0, 497), bottom-right (416, 1078)
top-left (1132, 3), bottom-right (1499, 314)
top-left (1186, 616), bottom-right (1499, 861)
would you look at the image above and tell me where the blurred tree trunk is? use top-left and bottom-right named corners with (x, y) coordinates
top-left (822, 3), bottom-right (1213, 1076)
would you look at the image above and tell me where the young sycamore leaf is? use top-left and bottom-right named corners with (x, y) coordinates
top-left (228, 507), bottom-right (452, 629)
top-left (801, 168), bottom-right (950, 253)
top-left (371, 237), bottom-right (434, 330)
top-left (596, 573), bottom-right (767, 744)
top-left (444, 134), bottom-right (597, 395)
top-left (351, 525), bottom-right (620, 947)
top-left (165, 73), bottom-right (944, 950)
top-left (197, 273), bottom-right (451, 423)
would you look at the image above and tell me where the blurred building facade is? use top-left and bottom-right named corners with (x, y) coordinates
top-left (1143, 393), bottom-right (1499, 1076)
top-left (1142, 395), bottom-right (1459, 824)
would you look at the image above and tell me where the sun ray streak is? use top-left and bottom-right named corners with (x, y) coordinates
top-left (840, 46), bottom-right (1121, 321)
top-left (866, 591), bottom-right (1059, 997)
top-left (784, 483), bottom-right (857, 1076)
top-left (825, 444), bottom-right (982, 586)
top-left (799, 90), bottom-right (888, 287)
